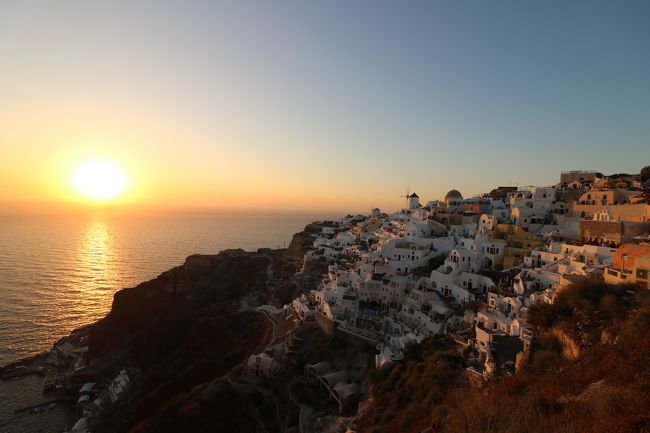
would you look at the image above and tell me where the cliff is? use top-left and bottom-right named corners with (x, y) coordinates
top-left (89, 251), bottom-right (272, 360)
top-left (83, 224), bottom-right (322, 433)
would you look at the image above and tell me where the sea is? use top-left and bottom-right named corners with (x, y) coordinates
top-left (0, 208), bottom-right (335, 432)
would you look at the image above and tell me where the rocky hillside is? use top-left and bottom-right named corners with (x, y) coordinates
top-left (356, 279), bottom-right (650, 433)
top-left (84, 223), bottom-right (325, 433)
top-left (95, 311), bottom-right (271, 433)
top-left (90, 251), bottom-right (271, 358)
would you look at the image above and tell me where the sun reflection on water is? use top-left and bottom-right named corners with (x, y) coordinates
top-left (71, 218), bottom-right (119, 322)
top-left (83, 219), bottom-right (111, 274)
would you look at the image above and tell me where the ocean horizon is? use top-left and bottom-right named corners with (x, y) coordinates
top-left (0, 209), bottom-right (338, 366)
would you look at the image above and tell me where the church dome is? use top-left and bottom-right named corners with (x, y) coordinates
top-left (445, 189), bottom-right (463, 202)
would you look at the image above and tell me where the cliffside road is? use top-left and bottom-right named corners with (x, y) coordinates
top-left (259, 309), bottom-right (278, 351)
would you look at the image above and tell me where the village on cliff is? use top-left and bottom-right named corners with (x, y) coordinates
top-left (259, 168), bottom-right (650, 399)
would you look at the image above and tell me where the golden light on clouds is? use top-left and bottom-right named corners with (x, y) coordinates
top-left (72, 159), bottom-right (128, 201)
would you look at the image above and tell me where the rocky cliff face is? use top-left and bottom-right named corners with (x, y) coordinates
top-left (87, 249), bottom-right (275, 432)
top-left (94, 310), bottom-right (270, 433)
top-left (89, 251), bottom-right (271, 360)
top-left (127, 377), bottom-right (282, 433)
top-left (85, 225), bottom-right (328, 433)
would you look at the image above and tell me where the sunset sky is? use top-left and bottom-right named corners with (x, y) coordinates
top-left (1, 0), bottom-right (648, 212)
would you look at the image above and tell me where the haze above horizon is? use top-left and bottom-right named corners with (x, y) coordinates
top-left (1, 0), bottom-right (648, 213)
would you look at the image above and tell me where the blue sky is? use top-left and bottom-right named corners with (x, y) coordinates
top-left (1, 0), bottom-right (648, 211)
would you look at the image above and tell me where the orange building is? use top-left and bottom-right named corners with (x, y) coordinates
top-left (612, 244), bottom-right (650, 270)
top-left (605, 244), bottom-right (650, 288)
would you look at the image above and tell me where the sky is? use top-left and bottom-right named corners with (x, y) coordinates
top-left (1, 0), bottom-right (648, 213)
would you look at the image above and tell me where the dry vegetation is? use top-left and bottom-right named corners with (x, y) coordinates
top-left (443, 281), bottom-right (650, 433)
top-left (443, 309), bottom-right (650, 433)
top-left (356, 338), bottom-right (465, 433)
top-left (360, 280), bottom-right (650, 433)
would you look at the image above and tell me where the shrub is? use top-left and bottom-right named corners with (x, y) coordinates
top-left (634, 288), bottom-right (650, 308)
top-left (431, 404), bottom-right (447, 424)
top-left (356, 340), bottom-right (463, 433)
top-left (554, 278), bottom-right (627, 314)
top-left (599, 293), bottom-right (623, 317)
top-left (526, 301), bottom-right (557, 329)
top-left (529, 349), bottom-right (562, 372)
top-left (618, 309), bottom-right (650, 347)
top-left (537, 333), bottom-right (562, 352)
top-left (380, 410), bottom-right (396, 424)
top-left (640, 165), bottom-right (650, 183)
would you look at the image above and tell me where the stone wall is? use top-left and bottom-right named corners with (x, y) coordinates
top-left (315, 311), bottom-right (336, 337)
top-left (580, 220), bottom-right (650, 245)
top-left (580, 220), bottom-right (623, 245)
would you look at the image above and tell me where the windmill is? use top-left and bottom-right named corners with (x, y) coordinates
top-left (400, 186), bottom-right (411, 208)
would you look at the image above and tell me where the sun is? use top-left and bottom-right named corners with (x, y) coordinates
top-left (72, 160), bottom-right (127, 201)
